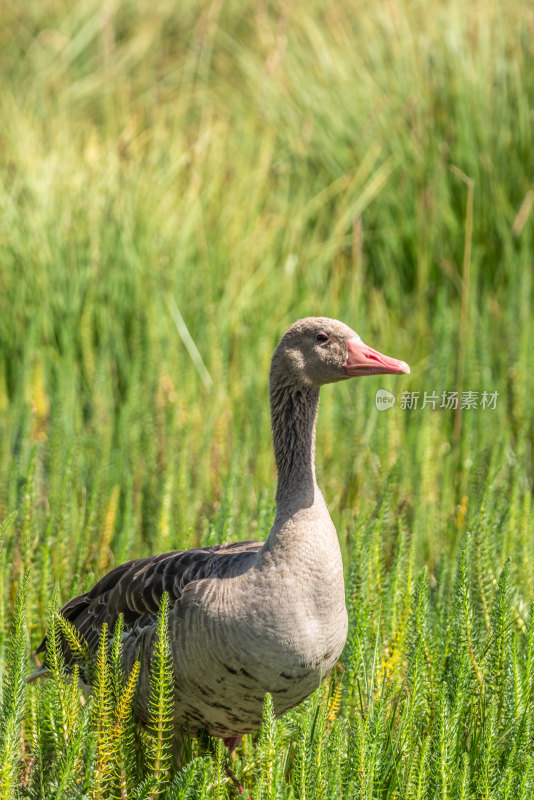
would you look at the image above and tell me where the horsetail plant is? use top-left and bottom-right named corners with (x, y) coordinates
top-left (0, 575), bottom-right (28, 800)
top-left (148, 593), bottom-right (174, 796)
top-left (1, 0), bottom-right (534, 795)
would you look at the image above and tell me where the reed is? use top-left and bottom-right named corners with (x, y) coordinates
top-left (0, 0), bottom-right (533, 795)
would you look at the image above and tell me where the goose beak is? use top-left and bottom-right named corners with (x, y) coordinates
top-left (343, 338), bottom-right (410, 377)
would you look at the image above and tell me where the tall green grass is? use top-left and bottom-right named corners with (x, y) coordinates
top-left (0, 0), bottom-right (533, 796)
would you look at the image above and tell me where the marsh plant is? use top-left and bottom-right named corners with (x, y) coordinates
top-left (1, 0), bottom-right (533, 796)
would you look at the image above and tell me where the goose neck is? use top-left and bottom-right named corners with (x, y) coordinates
top-left (269, 383), bottom-right (320, 510)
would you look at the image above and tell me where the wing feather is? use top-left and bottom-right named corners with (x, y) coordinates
top-left (36, 540), bottom-right (262, 667)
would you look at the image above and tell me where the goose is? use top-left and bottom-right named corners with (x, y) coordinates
top-left (32, 317), bottom-right (409, 765)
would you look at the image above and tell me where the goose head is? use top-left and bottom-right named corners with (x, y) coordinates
top-left (271, 317), bottom-right (410, 390)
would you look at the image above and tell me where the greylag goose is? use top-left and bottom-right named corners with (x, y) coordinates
top-left (32, 318), bottom-right (409, 754)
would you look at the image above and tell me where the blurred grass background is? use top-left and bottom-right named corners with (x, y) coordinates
top-left (0, 0), bottom-right (533, 794)
top-left (1, 0), bottom-right (533, 642)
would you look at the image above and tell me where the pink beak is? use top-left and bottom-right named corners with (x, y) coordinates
top-left (343, 337), bottom-right (410, 377)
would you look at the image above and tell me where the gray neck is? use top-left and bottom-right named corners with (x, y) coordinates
top-left (259, 379), bottom-right (338, 574)
top-left (269, 383), bottom-right (320, 512)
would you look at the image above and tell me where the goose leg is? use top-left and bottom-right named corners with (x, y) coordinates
top-left (223, 736), bottom-right (252, 800)
top-left (223, 736), bottom-right (243, 761)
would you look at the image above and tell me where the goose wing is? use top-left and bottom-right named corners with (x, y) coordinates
top-left (36, 540), bottom-right (262, 667)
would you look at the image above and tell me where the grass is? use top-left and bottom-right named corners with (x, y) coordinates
top-left (0, 0), bottom-right (533, 796)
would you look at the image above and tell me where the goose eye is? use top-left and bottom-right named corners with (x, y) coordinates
top-left (316, 332), bottom-right (329, 343)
